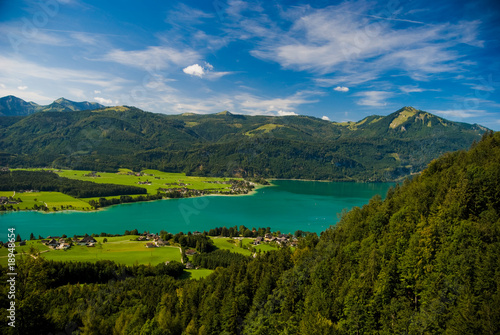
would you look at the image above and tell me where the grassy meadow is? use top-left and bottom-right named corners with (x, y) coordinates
top-left (6, 191), bottom-right (92, 211)
top-left (181, 269), bottom-right (215, 280)
top-left (55, 168), bottom-right (233, 194)
top-left (5, 168), bottom-right (238, 211)
top-left (210, 237), bottom-right (279, 255)
top-left (0, 236), bottom-right (181, 267)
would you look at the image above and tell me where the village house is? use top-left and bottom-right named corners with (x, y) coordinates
top-left (145, 242), bottom-right (157, 248)
top-left (47, 239), bottom-right (59, 248)
top-left (78, 235), bottom-right (97, 246)
top-left (57, 243), bottom-right (71, 250)
top-left (156, 239), bottom-right (169, 246)
top-left (253, 236), bottom-right (264, 245)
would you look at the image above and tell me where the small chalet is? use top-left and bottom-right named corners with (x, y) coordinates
top-left (57, 243), bottom-right (71, 250)
top-left (254, 236), bottom-right (264, 245)
top-left (157, 239), bottom-right (169, 246)
top-left (78, 236), bottom-right (97, 246)
top-left (47, 239), bottom-right (59, 247)
top-left (146, 243), bottom-right (157, 248)
top-left (19, 240), bottom-right (27, 246)
top-left (81, 236), bottom-right (97, 243)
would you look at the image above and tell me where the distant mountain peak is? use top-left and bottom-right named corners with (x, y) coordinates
top-left (0, 95), bottom-right (105, 116)
top-left (397, 106), bottom-right (419, 113)
top-left (216, 111), bottom-right (233, 116)
top-left (390, 107), bottom-right (419, 129)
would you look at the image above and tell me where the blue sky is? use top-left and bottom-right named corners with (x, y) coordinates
top-left (1, 0), bottom-right (499, 129)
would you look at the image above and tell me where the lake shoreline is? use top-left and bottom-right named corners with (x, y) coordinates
top-left (0, 183), bottom-right (270, 214)
top-left (0, 180), bottom-right (395, 241)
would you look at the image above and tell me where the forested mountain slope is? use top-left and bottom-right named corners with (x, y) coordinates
top-left (0, 104), bottom-right (487, 181)
top-left (3, 132), bottom-right (499, 334)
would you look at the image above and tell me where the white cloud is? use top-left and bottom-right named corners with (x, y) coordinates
top-left (103, 46), bottom-right (200, 71)
top-left (0, 87), bottom-right (53, 104)
top-left (322, 115), bottom-right (331, 121)
top-left (17, 86), bottom-right (28, 90)
top-left (0, 55), bottom-right (129, 88)
top-left (465, 83), bottom-right (496, 92)
top-left (94, 90), bottom-right (101, 94)
top-left (334, 86), bottom-right (349, 92)
top-left (431, 109), bottom-right (486, 118)
top-left (183, 62), bottom-right (233, 80)
top-left (183, 64), bottom-right (205, 77)
top-left (94, 97), bottom-right (113, 105)
top-left (166, 3), bottom-right (214, 25)
top-left (71, 32), bottom-right (100, 45)
top-left (242, 2), bottom-right (483, 84)
top-left (278, 110), bottom-right (298, 116)
top-left (0, 55), bottom-right (131, 105)
top-left (399, 85), bottom-right (441, 93)
top-left (235, 91), bottom-right (319, 116)
top-left (0, 24), bottom-right (68, 48)
top-left (354, 91), bottom-right (393, 107)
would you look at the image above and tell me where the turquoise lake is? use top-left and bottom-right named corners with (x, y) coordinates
top-left (0, 180), bottom-right (393, 241)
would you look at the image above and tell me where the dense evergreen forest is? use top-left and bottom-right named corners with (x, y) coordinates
top-left (0, 106), bottom-right (487, 181)
top-left (0, 170), bottom-right (147, 198)
top-left (1, 132), bottom-right (499, 334)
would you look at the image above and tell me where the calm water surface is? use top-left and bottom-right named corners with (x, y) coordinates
top-left (0, 180), bottom-right (394, 240)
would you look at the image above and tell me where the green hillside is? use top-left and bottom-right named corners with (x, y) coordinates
top-left (0, 103), bottom-right (487, 181)
top-left (3, 130), bottom-right (499, 335)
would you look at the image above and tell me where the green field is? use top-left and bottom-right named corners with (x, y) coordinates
top-left (210, 237), bottom-right (279, 255)
top-left (54, 168), bottom-right (233, 194)
top-left (1, 236), bottom-right (279, 275)
top-left (182, 269), bottom-right (215, 280)
top-left (1, 191), bottom-right (92, 211)
top-left (7, 168), bottom-right (241, 211)
top-left (0, 236), bottom-right (181, 267)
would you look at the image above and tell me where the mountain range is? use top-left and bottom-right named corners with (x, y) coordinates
top-left (0, 95), bottom-right (105, 116)
top-left (0, 96), bottom-right (490, 181)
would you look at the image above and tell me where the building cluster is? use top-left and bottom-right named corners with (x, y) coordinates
top-left (0, 197), bottom-right (18, 205)
top-left (41, 235), bottom-right (98, 250)
top-left (138, 233), bottom-right (169, 248)
top-left (165, 182), bottom-right (191, 186)
top-left (254, 234), bottom-right (298, 247)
